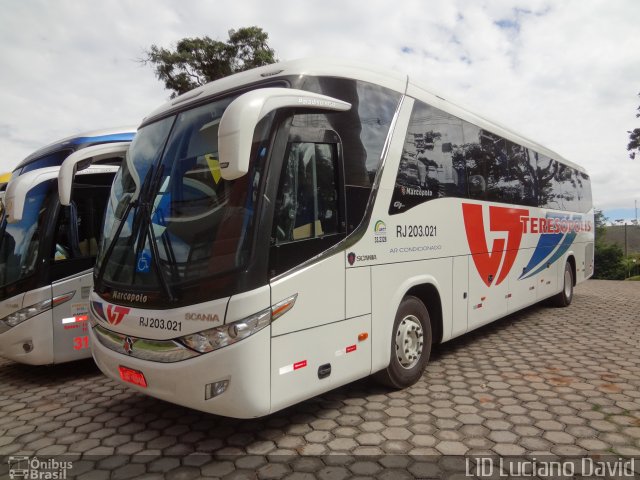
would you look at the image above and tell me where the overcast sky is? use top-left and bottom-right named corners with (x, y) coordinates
top-left (1, 0), bottom-right (638, 220)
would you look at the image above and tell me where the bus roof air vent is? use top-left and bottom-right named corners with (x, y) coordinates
top-left (260, 69), bottom-right (284, 78)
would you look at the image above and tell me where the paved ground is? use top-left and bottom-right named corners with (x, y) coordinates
top-left (0, 279), bottom-right (639, 479)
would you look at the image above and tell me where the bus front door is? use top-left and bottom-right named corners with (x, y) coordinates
top-left (51, 270), bottom-right (93, 363)
top-left (267, 129), bottom-right (371, 413)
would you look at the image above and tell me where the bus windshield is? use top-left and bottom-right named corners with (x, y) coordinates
top-left (96, 94), bottom-right (271, 295)
top-left (0, 180), bottom-right (52, 288)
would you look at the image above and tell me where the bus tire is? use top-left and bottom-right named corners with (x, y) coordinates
top-left (376, 295), bottom-right (432, 389)
top-left (552, 262), bottom-right (574, 307)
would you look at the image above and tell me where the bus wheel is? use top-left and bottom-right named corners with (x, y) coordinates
top-left (552, 262), bottom-right (574, 307)
top-left (376, 295), bottom-right (432, 389)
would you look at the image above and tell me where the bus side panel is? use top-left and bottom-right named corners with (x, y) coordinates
top-left (451, 255), bottom-right (469, 340)
top-left (370, 257), bottom-right (451, 374)
top-left (536, 253), bottom-right (559, 300)
top-left (583, 242), bottom-right (595, 281)
top-left (270, 254), bottom-right (345, 337)
top-left (346, 266), bottom-right (371, 319)
top-left (52, 271), bottom-right (93, 363)
top-left (570, 216), bottom-right (595, 285)
top-left (467, 251), bottom-right (509, 330)
top-left (270, 314), bottom-right (371, 414)
top-left (580, 210), bottom-right (596, 282)
top-left (507, 246), bottom-right (538, 313)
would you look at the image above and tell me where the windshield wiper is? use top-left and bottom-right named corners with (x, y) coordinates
top-left (138, 164), bottom-right (177, 302)
top-left (95, 162), bottom-right (157, 292)
top-left (152, 203), bottom-right (179, 279)
top-left (95, 197), bottom-right (137, 289)
top-left (139, 203), bottom-right (176, 302)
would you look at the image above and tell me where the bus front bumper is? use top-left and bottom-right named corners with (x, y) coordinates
top-left (89, 324), bottom-right (272, 418)
top-left (0, 312), bottom-right (54, 365)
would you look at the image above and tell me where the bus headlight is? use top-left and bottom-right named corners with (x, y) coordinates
top-left (1, 300), bottom-right (50, 328)
top-left (0, 292), bottom-right (75, 329)
top-left (179, 307), bottom-right (271, 354)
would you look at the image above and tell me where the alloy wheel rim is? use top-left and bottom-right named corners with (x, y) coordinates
top-left (395, 315), bottom-right (424, 369)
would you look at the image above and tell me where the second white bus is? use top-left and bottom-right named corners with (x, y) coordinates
top-left (0, 128), bottom-right (134, 364)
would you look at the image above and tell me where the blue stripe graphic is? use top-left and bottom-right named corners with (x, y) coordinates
top-left (523, 231), bottom-right (576, 278)
top-left (70, 132), bottom-right (135, 145)
top-left (519, 213), bottom-right (581, 280)
top-left (519, 232), bottom-right (563, 279)
top-left (519, 213), bottom-right (569, 279)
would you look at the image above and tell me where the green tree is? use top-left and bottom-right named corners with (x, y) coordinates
top-left (628, 92), bottom-right (640, 160)
top-left (144, 27), bottom-right (277, 98)
top-left (594, 242), bottom-right (626, 279)
top-left (593, 209), bottom-right (626, 279)
top-left (594, 209), bottom-right (607, 241)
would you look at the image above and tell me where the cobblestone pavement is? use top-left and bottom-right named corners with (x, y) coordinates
top-left (0, 280), bottom-right (639, 479)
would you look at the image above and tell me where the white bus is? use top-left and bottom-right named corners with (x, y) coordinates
top-left (0, 128), bottom-right (134, 364)
top-left (83, 59), bottom-right (593, 418)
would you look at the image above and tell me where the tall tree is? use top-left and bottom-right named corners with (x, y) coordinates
top-left (593, 209), bottom-right (626, 280)
top-left (628, 92), bottom-right (640, 159)
top-left (144, 27), bottom-right (277, 98)
top-left (594, 209), bottom-right (608, 241)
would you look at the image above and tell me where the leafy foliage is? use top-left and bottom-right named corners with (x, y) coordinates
top-left (594, 209), bottom-right (608, 241)
top-left (594, 242), bottom-right (626, 279)
top-left (628, 92), bottom-right (640, 160)
top-left (593, 210), bottom-right (626, 279)
top-left (143, 27), bottom-right (277, 98)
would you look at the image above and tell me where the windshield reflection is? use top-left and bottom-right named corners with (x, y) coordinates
top-left (96, 95), bottom-right (271, 295)
top-left (0, 181), bottom-right (51, 288)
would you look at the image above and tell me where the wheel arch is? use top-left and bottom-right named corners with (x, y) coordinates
top-left (565, 253), bottom-right (576, 286)
top-left (405, 283), bottom-right (443, 345)
top-left (371, 266), bottom-right (449, 375)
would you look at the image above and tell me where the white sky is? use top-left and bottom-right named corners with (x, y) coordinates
top-left (1, 0), bottom-right (638, 215)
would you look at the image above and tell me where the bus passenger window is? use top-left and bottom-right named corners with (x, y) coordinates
top-left (389, 100), bottom-right (466, 214)
top-left (273, 142), bottom-right (340, 244)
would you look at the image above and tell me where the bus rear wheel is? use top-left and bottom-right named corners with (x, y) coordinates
top-left (376, 295), bottom-right (432, 389)
top-left (552, 262), bottom-right (574, 307)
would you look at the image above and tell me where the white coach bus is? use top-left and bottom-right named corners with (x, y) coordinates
top-left (82, 59), bottom-right (593, 418)
top-left (0, 128), bottom-right (134, 364)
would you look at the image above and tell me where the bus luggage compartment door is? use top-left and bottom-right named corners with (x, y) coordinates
top-left (51, 271), bottom-right (93, 363)
top-left (270, 314), bottom-right (371, 414)
top-left (467, 252), bottom-right (508, 330)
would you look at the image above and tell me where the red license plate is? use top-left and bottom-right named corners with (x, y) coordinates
top-left (118, 366), bottom-right (148, 388)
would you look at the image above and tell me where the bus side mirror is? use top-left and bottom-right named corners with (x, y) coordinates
top-left (58, 142), bottom-right (131, 206)
top-left (218, 88), bottom-right (351, 180)
top-left (5, 168), bottom-right (59, 222)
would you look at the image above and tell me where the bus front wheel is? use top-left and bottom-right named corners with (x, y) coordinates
top-left (376, 295), bottom-right (432, 389)
top-left (552, 262), bottom-right (574, 307)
